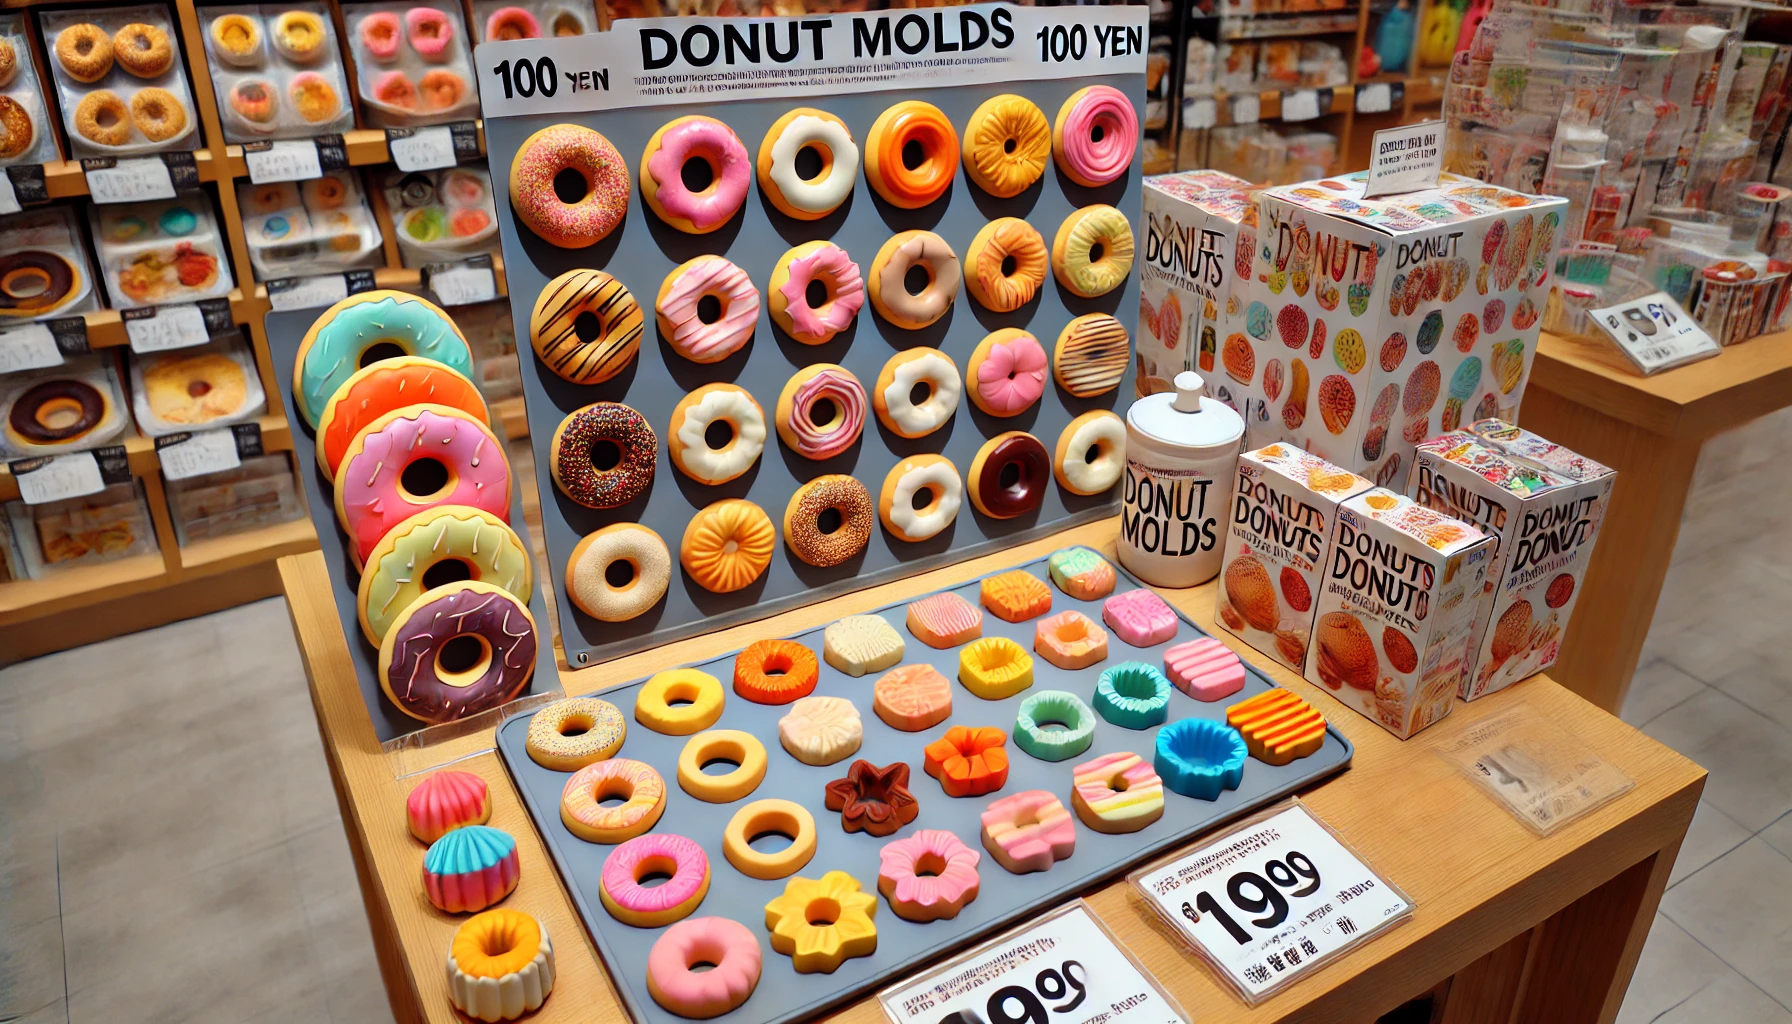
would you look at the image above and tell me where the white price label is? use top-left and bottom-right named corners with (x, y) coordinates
top-left (0, 171), bottom-right (20, 216)
top-left (1365, 119), bottom-right (1444, 198)
top-left (268, 274), bottom-right (350, 311)
top-left (879, 902), bottom-right (1184, 1024)
top-left (244, 140), bottom-right (323, 184)
top-left (389, 126), bottom-right (458, 172)
top-left (1355, 82), bottom-right (1393, 114)
top-left (1282, 89), bottom-right (1321, 121)
top-left (125, 304), bottom-right (209, 353)
top-left (0, 323), bottom-right (62, 372)
top-left (84, 157), bottom-right (176, 204)
top-left (1230, 92), bottom-right (1260, 124)
top-left (1184, 96), bottom-right (1217, 130)
top-left (13, 451), bottom-right (105, 505)
top-left (1589, 291), bottom-right (1721, 375)
top-left (428, 265), bottom-right (498, 307)
top-left (1132, 804), bottom-right (1410, 1001)
top-left (157, 429), bottom-right (241, 480)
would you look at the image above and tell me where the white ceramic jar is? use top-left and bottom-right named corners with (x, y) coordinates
top-left (1119, 371), bottom-right (1245, 587)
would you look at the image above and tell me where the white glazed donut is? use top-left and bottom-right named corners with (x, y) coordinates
top-left (669, 384), bottom-right (767, 485)
top-left (874, 348), bottom-right (962, 439)
top-left (879, 454), bottom-right (963, 542)
top-left (1053, 410), bottom-right (1126, 496)
top-left (757, 108), bottom-right (860, 221)
top-left (566, 523), bottom-right (672, 622)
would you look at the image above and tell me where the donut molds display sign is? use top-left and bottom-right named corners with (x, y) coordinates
top-left (39, 5), bottom-right (202, 158)
top-left (1229, 172), bottom-right (1570, 484)
top-left (1138, 171), bottom-right (1254, 393)
top-left (474, 5), bottom-right (1147, 667)
top-left (494, 551), bottom-right (1350, 1024)
top-left (1306, 488), bottom-right (1494, 740)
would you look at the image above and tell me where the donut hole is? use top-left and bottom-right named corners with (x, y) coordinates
top-left (1000, 254), bottom-right (1018, 278)
top-left (421, 558), bottom-right (473, 590)
top-left (604, 558), bottom-right (636, 590)
top-left (1106, 771), bottom-right (1131, 793)
top-left (998, 461), bottom-right (1022, 491)
top-left (573, 309), bottom-right (604, 342)
top-left (1089, 242), bottom-right (1106, 264)
top-left (688, 962), bottom-right (717, 974)
top-left (805, 896), bottom-right (842, 927)
top-left (1111, 666), bottom-right (1161, 701)
top-left (913, 851), bottom-right (947, 878)
top-left (434, 634), bottom-right (492, 687)
top-left (3, 267), bottom-right (49, 299)
top-left (680, 156), bottom-right (715, 195)
top-left (703, 419), bottom-right (734, 451)
top-left (747, 828), bottom-right (795, 854)
top-left (816, 507), bottom-right (843, 536)
top-left (359, 341), bottom-right (406, 368)
top-left (93, 105), bottom-right (123, 131)
top-left (696, 294), bottom-right (723, 324)
top-left (556, 713), bottom-right (594, 738)
top-left (594, 777), bottom-right (637, 809)
top-left (1090, 122), bottom-right (1106, 144)
top-left (908, 381), bottom-right (932, 407)
top-left (1084, 443), bottom-right (1102, 465)
top-left (903, 265), bottom-right (931, 296)
top-left (809, 397), bottom-right (840, 431)
top-left (1011, 805), bottom-right (1040, 827)
top-left (633, 854), bottom-right (678, 888)
top-left (699, 756), bottom-right (741, 775)
top-left (588, 439), bottom-right (623, 473)
top-left (400, 457), bottom-right (453, 501)
top-left (1003, 137), bottom-right (1017, 155)
top-left (478, 924), bottom-right (520, 958)
top-left (33, 397), bottom-right (85, 432)
top-left (901, 139), bottom-right (926, 171)
top-left (187, 380), bottom-right (213, 398)
top-left (911, 486), bottom-right (935, 513)
top-left (794, 145), bottom-right (825, 181)
top-left (1034, 718), bottom-right (1071, 734)
top-left (804, 278), bottom-right (828, 308)
top-left (761, 653), bottom-right (791, 676)
top-left (553, 167), bottom-right (589, 205)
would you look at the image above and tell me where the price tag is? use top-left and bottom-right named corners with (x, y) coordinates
top-left (11, 451), bottom-right (106, 504)
top-left (0, 322), bottom-right (62, 372)
top-left (388, 125), bottom-right (458, 172)
top-left (1356, 82), bottom-right (1393, 114)
top-left (82, 156), bottom-right (177, 204)
top-left (267, 273), bottom-right (350, 311)
top-left (1184, 96), bottom-right (1217, 130)
top-left (424, 259), bottom-right (497, 307)
top-left (155, 428), bottom-right (241, 480)
top-left (1282, 89), bottom-right (1321, 121)
top-left (0, 170), bottom-right (19, 215)
top-left (1589, 291), bottom-right (1721, 375)
top-left (879, 901), bottom-right (1186, 1024)
top-left (1364, 119), bottom-right (1444, 198)
top-left (1130, 802), bottom-right (1411, 1003)
top-left (1230, 92), bottom-right (1260, 124)
top-left (48, 316), bottom-right (89, 356)
top-left (243, 140), bottom-right (323, 184)
top-left (124, 304), bottom-right (210, 353)
top-left (6, 164), bottom-right (47, 207)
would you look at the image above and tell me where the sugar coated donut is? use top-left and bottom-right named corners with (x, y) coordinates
top-left (647, 917), bottom-right (762, 1018)
top-left (130, 86), bottom-right (186, 141)
top-left (550, 403), bottom-right (656, 509)
top-left (879, 829), bottom-right (981, 921)
top-left (873, 664), bottom-right (953, 731)
top-left (293, 290), bottom-right (471, 427)
top-left (601, 833), bottom-right (710, 927)
top-left (765, 871), bottom-right (877, 974)
top-left (866, 100), bottom-right (959, 209)
top-left (775, 364), bottom-right (865, 460)
top-left (1154, 718), bottom-right (1247, 800)
top-left (1104, 588), bottom-right (1179, 647)
top-left (359, 11), bottom-right (401, 59)
top-left (527, 697), bottom-right (626, 771)
top-left (420, 66), bottom-right (466, 110)
top-left (1054, 410), bottom-right (1125, 495)
top-left (379, 581), bottom-right (535, 725)
top-left (669, 384), bottom-right (764, 485)
top-left (210, 13), bottom-right (262, 65)
top-left (723, 799), bottom-right (816, 879)
top-left (510, 124), bottom-right (629, 248)
top-left (485, 6), bottom-right (541, 39)
top-left (923, 725), bottom-right (1009, 797)
top-left (879, 455), bottom-right (962, 543)
top-left (768, 240), bottom-right (863, 345)
top-left (447, 910), bottom-right (554, 1022)
top-left (1048, 546), bottom-right (1116, 600)
top-left (757, 108), bottom-right (859, 220)
top-left (642, 116), bottom-right (749, 233)
top-left (0, 39), bottom-right (14, 89)
top-left (778, 695), bottom-right (863, 766)
top-left (969, 431), bottom-right (1049, 520)
top-left (561, 758), bottom-right (666, 843)
top-left (566, 523), bottom-right (670, 622)
top-left (1014, 690), bottom-right (1096, 761)
top-left (1035, 610), bottom-right (1108, 671)
top-left (531, 268), bottom-right (642, 384)
top-left (0, 96), bottom-right (34, 159)
top-left (1053, 205), bottom-right (1134, 298)
top-left (288, 73), bottom-right (340, 124)
top-left (357, 507), bottom-right (531, 645)
top-left (1053, 85), bottom-right (1139, 188)
top-left (636, 668), bottom-right (724, 735)
top-left (657, 256), bottom-right (759, 364)
top-left (315, 358), bottom-right (487, 485)
top-left (424, 825), bottom-right (520, 913)
top-left (958, 637), bottom-right (1034, 700)
top-left (112, 23), bottom-right (172, 77)
top-left (963, 94), bottom-right (1050, 198)
top-left (405, 7), bottom-right (455, 60)
top-left (75, 92), bottom-right (131, 147)
top-left (869, 230), bottom-right (960, 330)
top-left (967, 329), bottom-right (1048, 417)
top-left (55, 25), bottom-right (113, 83)
top-left (734, 639), bottom-right (819, 705)
top-left (1054, 313), bottom-right (1130, 398)
top-left (1093, 661), bottom-right (1172, 729)
top-left (334, 404), bottom-right (509, 568)
top-left (783, 475), bottom-right (873, 568)
top-left (980, 790), bottom-right (1075, 873)
top-left (824, 760), bottom-right (918, 836)
top-left (677, 729), bottom-right (767, 803)
top-left (981, 570), bottom-right (1052, 623)
top-left (823, 614), bottom-right (905, 677)
top-left (680, 499), bottom-right (775, 594)
top-left (1071, 752), bottom-right (1164, 833)
top-left (907, 592), bottom-right (983, 649)
top-left (967, 218), bottom-right (1049, 313)
top-left (408, 769), bottom-right (491, 843)
top-left (273, 10), bottom-right (328, 63)
top-left (873, 347), bottom-right (960, 438)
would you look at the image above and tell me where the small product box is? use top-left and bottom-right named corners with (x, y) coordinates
top-left (1215, 443), bottom-right (1372, 673)
top-left (1139, 170), bottom-right (1255, 397)
top-left (1307, 488), bottom-right (1495, 739)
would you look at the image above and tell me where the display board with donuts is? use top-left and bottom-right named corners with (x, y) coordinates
top-left (39, 5), bottom-right (201, 157)
top-left (488, 547), bottom-right (1351, 1024)
top-left (479, 5), bottom-right (1148, 667)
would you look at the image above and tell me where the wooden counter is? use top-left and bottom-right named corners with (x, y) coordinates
top-left (280, 518), bottom-right (1703, 1024)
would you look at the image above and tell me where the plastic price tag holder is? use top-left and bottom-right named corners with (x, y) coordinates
top-left (0, 322), bottom-right (62, 372)
top-left (1185, 96), bottom-right (1217, 130)
top-left (0, 170), bottom-right (18, 215)
top-left (1364, 120), bottom-right (1443, 198)
top-left (1435, 708), bottom-right (1634, 836)
top-left (6, 164), bottom-right (47, 206)
top-left (1231, 93), bottom-right (1261, 124)
top-left (879, 901), bottom-right (1188, 1024)
top-left (82, 156), bottom-right (177, 204)
top-left (424, 257), bottom-right (497, 307)
top-left (1282, 89), bottom-right (1321, 121)
top-left (1589, 291), bottom-right (1721, 375)
top-left (267, 274), bottom-right (350, 312)
top-left (388, 126), bottom-right (458, 172)
top-left (1128, 799), bottom-right (1413, 1005)
top-left (1356, 82), bottom-right (1393, 114)
top-left (124, 304), bottom-right (210, 353)
top-left (156, 427), bottom-right (243, 480)
top-left (48, 317), bottom-right (88, 356)
top-left (244, 140), bottom-right (324, 184)
top-left (11, 451), bottom-right (106, 504)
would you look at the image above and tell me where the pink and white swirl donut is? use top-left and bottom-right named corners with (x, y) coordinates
top-left (770, 240), bottom-right (865, 344)
top-left (647, 917), bottom-right (762, 1019)
top-left (775, 364), bottom-right (866, 460)
top-left (333, 404), bottom-right (510, 569)
top-left (642, 116), bottom-right (751, 234)
top-left (878, 829), bottom-right (981, 922)
top-left (600, 833), bottom-right (711, 927)
top-left (655, 256), bottom-right (760, 364)
top-left (966, 329), bottom-right (1048, 417)
top-left (1052, 86), bottom-right (1139, 188)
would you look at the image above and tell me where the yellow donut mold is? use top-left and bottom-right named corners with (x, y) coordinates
top-left (962, 94), bottom-right (1050, 198)
top-left (356, 505), bottom-right (532, 645)
top-left (677, 729), bottom-right (768, 803)
top-left (636, 668), bottom-right (725, 735)
top-left (723, 799), bottom-right (816, 879)
top-left (764, 871), bottom-right (878, 974)
top-left (1052, 204), bottom-right (1135, 299)
top-left (958, 637), bottom-right (1035, 700)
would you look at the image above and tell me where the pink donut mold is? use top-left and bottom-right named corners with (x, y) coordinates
top-left (484, 6), bottom-right (541, 40)
top-left (646, 117), bottom-right (751, 233)
top-left (600, 833), bottom-right (711, 928)
top-left (787, 368), bottom-right (866, 459)
top-left (647, 916), bottom-right (763, 1019)
top-left (1164, 636), bottom-right (1245, 701)
top-left (1102, 589), bottom-right (1178, 648)
top-left (359, 11), bottom-right (401, 60)
top-left (974, 333), bottom-right (1047, 415)
top-left (660, 256), bottom-right (760, 363)
top-left (779, 243), bottom-right (864, 343)
top-left (422, 825), bottom-right (519, 913)
top-left (335, 405), bottom-right (510, 568)
top-left (404, 7), bottom-right (455, 60)
top-left (878, 829), bottom-right (981, 922)
top-left (1057, 85), bottom-right (1138, 187)
top-left (980, 790), bottom-right (1075, 874)
top-left (407, 769), bottom-right (491, 843)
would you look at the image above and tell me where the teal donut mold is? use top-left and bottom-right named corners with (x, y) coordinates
top-left (1093, 662), bottom-right (1172, 729)
top-left (1154, 719), bottom-right (1246, 800)
top-left (295, 294), bottom-right (473, 426)
top-left (1014, 690), bottom-right (1096, 762)
top-left (423, 824), bottom-right (516, 875)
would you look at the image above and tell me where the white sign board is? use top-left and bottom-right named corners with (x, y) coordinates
top-left (85, 157), bottom-right (177, 204)
top-left (389, 126), bottom-right (459, 172)
top-left (1589, 291), bottom-right (1721, 375)
top-left (1365, 120), bottom-right (1443, 198)
top-left (244, 140), bottom-right (323, 184)
top-left (0, 323), bottom-right (62, 373)
top-left (125, 304), bottom-right (210, 353)
top-left (13, 451), bottom-right (105, 505)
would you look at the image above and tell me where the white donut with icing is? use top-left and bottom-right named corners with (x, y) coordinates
top-left (669, 384), bottom-right (767, 485)
top-left (757, 109), bottom-right (861, 221)
top-left (874, 347), bottom-right (962, 438)
top-left (1053, 410), bottom-right (1126, 496)
top-left (879, 454), bottom-right (963, 543)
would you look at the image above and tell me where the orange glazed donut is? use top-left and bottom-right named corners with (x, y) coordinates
top-left (864, 100), bottom-right (959, 209)
top-left (734, 639), bottom-right (819, 705)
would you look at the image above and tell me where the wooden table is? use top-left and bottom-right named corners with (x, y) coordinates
top-left (1521, 327), bottom-right (1792, 712)
top-left (280, 518), bottom-right (1703, 1024)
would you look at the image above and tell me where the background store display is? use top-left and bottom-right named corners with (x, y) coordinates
top-left (472, 0), bottom-right (592, 42)
top-left (379, 164), bottom-right (498, 266)
top-left (39, 5), bottom-right (201, 158)
top-left (0, 14), bottom-right (64, 169)
top-left (202, 3), bottom-right (356, 143)
top-left (237, 172), bottom-right (382, 280)
top-left (164, 451), bottom-right (305, 544)
top-left (453, 297), bottom-right (523, 401)
top-left (89, 192), bottom-right (235, 307)
top-left (0, 206), bottom-right (101, 323)
top-left (0, 354), bottom-right (130, 457)
top-left (2, 479), bottom-right (155, 578)
top-left (128, 332), bottom-right (268, 436)
top-left (341, 0), bottom-right (479, 128)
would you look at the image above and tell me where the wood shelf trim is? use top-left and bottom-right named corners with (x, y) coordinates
top-left (40, 148), bottom-right (222, 199)
top-left (1529, 328), bottom-right (1792, 439)
top-left (222, 123), bottom-right (487, 178)
top-left (81, 290), bottom-right (261, 348)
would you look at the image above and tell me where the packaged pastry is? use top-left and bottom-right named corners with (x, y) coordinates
top-left (0, 206), bottom-right (101, 323)
top-left (452, 298), bottom-right (522, 400)
top-left (202, 3), bottom-right (355, 143)
top-left (1139, 171), bottom-right (1255, 398)
top-left (0, 354), bottom-right (131, 457)
top-left (39, 5), bottom-right (201, 157)
top-left (379, 164), bottom-right (499, 266)
top-left (341, 1), bottom-right (479, 128)
top-left (471, 0), bottom-right (591, 42)
top-left (128, 330), bottom-right (267, 436)
top-left (0, 14), bottom-right (62, 167)
top-left (3, 480), bottom-right (155, 576)
top-left (236, 172), bottom-right (382, 279)
top-left (89, 192), bottom-right (234, 307)
top-left (164, 452), bottom-right (305, 544)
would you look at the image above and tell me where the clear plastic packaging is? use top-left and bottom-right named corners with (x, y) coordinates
top-left (165, 451), bottom-right (304, 544)
top-left (341, 1), bottom-right (479, 128)
top-left (4, 479), bottom-right (155, 576)
top-left (128, 331), bottom-right (267, 436)
top-left (88, 192), bottom-right (235, 307)
top-left (378, 163), bottom-right (498, 266)
top-left (0, 14), bottom-right (62, 167)
top-left (39, 5), bottom-right (201, 158)
top-left (471, 0), bottom-right (592, 43)
top-left (0, 354), bottom-right (131, 458)
top-left (236, 171), bottom-right (382, 279)
top-left (202, 3), bottom-right (356, 143)
top-left (0, 206), bottom-right (101, 324)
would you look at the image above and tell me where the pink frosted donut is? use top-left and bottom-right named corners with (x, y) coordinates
top-left (877, 829), bottom-right (981, 922)
top-left (643, 116), bottom-right (750, 234)
top-left (968, 330), bottom-right (1048, 416)
top-left (656, 256), bottom-right (759, 364)
top-left (1053, 85), bottom-right (1139, 188)
top-left (510, 124), bottom-right (629, 249)
top-left (404, 7), bottom-right (455, 60)
top-left (407, 769), bottom-right (492, 843)
top-left (334, 405), bottom-right (511, 569)
top-left (359, 11), bottom-right (401, 60)
top-left (776, 366), bottom-right (865, 460)
top-left (484, 6), bottom-right (541, 40)
top-left (647, 917), bottom-right (763, 1018)
top-left (423, 825), bottom-right (520, 913)
top-left (772, 241), bottom-right (864, 344)
top-left (600, 833), bottom-right (711, 927)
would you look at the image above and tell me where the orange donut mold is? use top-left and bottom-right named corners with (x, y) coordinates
top-left (923, 726), bottom-right (1010, 798)
top-left (733, 639), bottom-right (819, 705)
top-left (865, 101), bottom-right (959, 210)
top-left (980, 570), bottom-right (1052, 623)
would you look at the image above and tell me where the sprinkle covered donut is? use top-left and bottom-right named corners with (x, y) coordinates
top-left (757, 108), bottom-right (859, 221)
top-left (1053, 205), bottom-right (1135, 298)
top-left (357, 506), bottom-right (532, 645)
top-left (550, 403), bottom-right (656, 509)
top-left (530, 268), bottom-right (643, 384)
top-left (775, 364), bottom-right (865, 460)
top-left (334, 404), bottom-right (510, 569)
top-left (966, 218), bottom-right (1048, 313)
top-left (527, 697), bottom-right (626, 770)
top-left (565, 523), bottom-right (670, 622)
top-left (783, 475), bottom-right (873, 568)
top-left (656, 256), bottom-right (759, 364)
top-left (865, 100), bottom-right (959, 209)
top-left (873, 347), bottom-right (960, 439)
top-left (963, 94), bottom-right (1049, 198)
top-left (1053, 85), bottom-right (1139, 188)
top-left (293, 290), bottom-right (472, 427)
top-left (769, 241), bottom-right (863, 345)
top-left (601, 833), bottom-right (710, 927)
top-left (869, 230), bottom-right (960, 330)
top-left (378, 581), bottom-right (537, 725)
top-left (641, 115), bottom-right (750, 234)
top-left (510, 124), bottom-right (629, 248)
top-left (318, 361), bottom-right (490, 486)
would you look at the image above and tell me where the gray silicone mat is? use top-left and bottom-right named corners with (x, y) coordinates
top-left (265, 307), bottom-right (559, 743)
top-left (483, 74), bottom-right (1144, 667)
top-left (494, 548), bottom-right (1352, 1024)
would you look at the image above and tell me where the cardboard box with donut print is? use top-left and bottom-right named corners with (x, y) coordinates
top-left (1220, 171), bottom-right (1569, 483)
top-left (1138, 170), bottom-right (1254, 394)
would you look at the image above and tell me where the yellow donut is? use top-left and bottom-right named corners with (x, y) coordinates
top-left (527, 697), bottom-right (627, 770)
top-left (1052, 205), bottom-right (1135, 298)
top-left (966, 218), bottom-right (1048, 313)
top-left (722, 799), bottom-right (816, 879)
top-left (635, 668), bottom-right (725, 735)
top-left (677, 729), bottom-right (768, 803)
top-left (561, 758), bottom-right (666, 843)
top-left (962, 94), bottom-right (1050, 198)
top-left (680, 498), bottom-right (776, 594)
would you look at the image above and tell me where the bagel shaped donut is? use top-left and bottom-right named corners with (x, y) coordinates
top-left (668, 383), bottom-right (765, 485)
top-left (641, 115), bottom-right (750, 234)
top-left (334, 403), bottom-right (511, 569)
top-left (55, 24), bottom-right (113, 83)
top-left (566, 523), bottom-right (671, 623)
top-left (872, 347), bottom-right (960, 439)
top-left (1052, 204), bottom-right (1135, 299)
top-left (510, 124), bottom-right (629, 248)
top-left (1054, 410), bottom-right (1125, 496)
top-left (293, 290), bottom-right (472, 427)
top-left (404, 7), bottom-right (455, 61)
top-left (5, 377), bottom-right (110, 451)
top-left (757, 108), bottom-right (859, 220)
top-left (378, 580), bottom-right (536, 724)
top-left (879, 454), bottom-right (962, 543)
top-left (865, 100), bottom-right (959, 209)
top-left (273, 10), bottom-right (329, 63)
top-left (775, 363), bottom-right (865, 461)
top-left (0, 251), bottom-right (79, 318)
top-left (485, 6), bottom-right (542, 40)
top-left (784, 475), bottom-right (873, 568)
top-left (966, 218), bottom-right (1048, 313)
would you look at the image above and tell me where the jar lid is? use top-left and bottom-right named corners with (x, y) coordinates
top-left (1127, 371), bottom-right (1245, 450)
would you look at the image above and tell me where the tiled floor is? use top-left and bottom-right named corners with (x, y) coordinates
top-left (2, 411), bottom-right (1790, 1024)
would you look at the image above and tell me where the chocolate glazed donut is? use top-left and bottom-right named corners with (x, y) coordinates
top-left (0, 252), bottom-right (77, 317)
top-left (9, 379), bottom-right (105, 443)
top-left (972, 431), bottom-right (1050, 519)
top-left (380, 584), bottom-right (538, 724)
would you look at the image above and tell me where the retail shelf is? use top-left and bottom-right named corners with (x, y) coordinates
top-left (178, 516), bottom-right (317, 573)
top-left (0, 553), bottom-right (168, 618)
top-left (0, 414), bottom-right (290, 503)
top-left (1220, 12), bottom-right (1358, 38)
top-left (40, 149), bottom-right (226, 199)
top-left (221, 124), bottom-right (487, 178)
top-left (1203, 84), bottom-right (1354, 125)
top-left (82, 291), bottom-right (261, 349)
top-left (247, 258), bottom-right (509, 304)
top-left (493, 396), bottom-right (530, 441)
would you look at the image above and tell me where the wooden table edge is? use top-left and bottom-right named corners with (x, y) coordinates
top-left (1532, 328), bottom-right (1792, 440)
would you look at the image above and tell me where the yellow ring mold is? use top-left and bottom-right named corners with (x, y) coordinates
top-left (958, 637), bottom-right (1035, 700)
top-left (635, 668), bottom-right (725, 735)
top-left (677, 729), bottom-right (768, 803)
top-left (723, 799), bottom-right (816, 880)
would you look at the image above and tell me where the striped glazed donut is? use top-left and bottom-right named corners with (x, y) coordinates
top-left (530, 269), bottom-right (643, 384)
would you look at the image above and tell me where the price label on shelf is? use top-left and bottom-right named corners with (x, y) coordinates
top-left (879, 901), bottom-right (1186, 1024)
top-left (243, 140), bottom-right (323, 184)
top-left (1230, 92), bottom-right (1260, 124)
top-left (1589, 291), bottom-right (1720, 375)
top-left (123, 303), bottom-right (210, 353)
top-left (267, 273), bottom-right (350, 312)
top-left (82, 156), bottom-right (177, 204)
top-left (387, 126), bottom-right (458, 172)
top-left (1282, 89), bottom-right (1321, 121)
top-left (0, 322), bottom-right (62, 373)
top-left (10, 451), bottom-right (106, 504)
top-left (155, 427), bottom-right (245, 480)
top-left (1356, 82), bottom-right (1393, 114)
top-left (6, 164), bottom-right (47, 207)
top-left (0, 171), bottom-right (19, 216)
top-left (1130, 802), bottom-right (1411, 1002)
top-left (48, 317), bottom-right (89, 356)
top-left (424, 258), bottom-right (497, 307)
